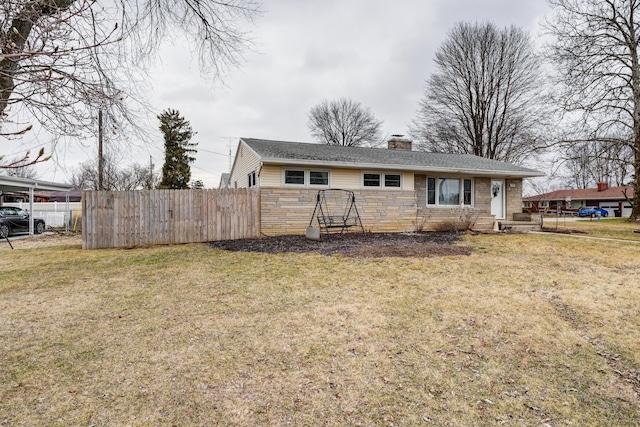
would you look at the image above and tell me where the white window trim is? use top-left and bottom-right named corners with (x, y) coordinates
top-left (282, 169), bottom-right (330, 187)
top-left (426, 177), bottom-right (474, 207)
top-left (308, 170), bottom-right (330, 187)
top-left (361, 171), bottom-right (403, 189)
top-left (247, 170), bottom-right (257, 187)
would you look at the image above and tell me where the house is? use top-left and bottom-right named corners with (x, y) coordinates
top-left (0, 191), bottom-right (51, 204)
top-left (523, 183), bottom-right (634, 217)
top-left (228, 137), bottom-right (544, 235)
top-left (42, 190), bottom-right (82, 202)
top-left (218, 173), bottom-right (231, 189)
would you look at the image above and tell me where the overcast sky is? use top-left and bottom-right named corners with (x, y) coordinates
top-left (14, 0), bottom-right (551, 188)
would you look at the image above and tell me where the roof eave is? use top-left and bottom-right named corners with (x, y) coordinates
top-left (527, 195), bottom-right (632, 201)
top-left (0, 176), bottom-right (73, 192)
top-left (260, 158), bottom-right (544, 179)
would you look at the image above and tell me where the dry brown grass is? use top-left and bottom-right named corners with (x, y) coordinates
top-left (0, 232), bottom-right (81, 251)
top-left (1, 230), bottom-right (640, 426)
top-left (543, 217), bottom-right (640, 241)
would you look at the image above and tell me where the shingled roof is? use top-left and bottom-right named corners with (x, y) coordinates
top-left (241, 138), bottom-right (544, 178)
top-left (523, 186), bottom-right (634, 201)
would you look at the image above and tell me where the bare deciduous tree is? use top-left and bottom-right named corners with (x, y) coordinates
top-left (545, 0), bottom-right (640, 220)
top-left (1, 157), bottom-right (39, 179)
top-left (409, 22), bottom-right (549, 164)
top-left (560, 138), bottom-right (633, 189)
top-left (0, 0), bottom-right (260, 165)
top-left (307, 98), bottom-right (383, 147)
top-left (68, 150), bottom-right (157, 191)
top-left (564, 144), bottom-right (594, 190)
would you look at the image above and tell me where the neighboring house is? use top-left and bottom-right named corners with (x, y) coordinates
top-left (523, 183), bottom-right (634, 218)
top-left (228, 137), bottom-right (544, 235)
top-left (0, 190), bottom-right (81, 205)
top-left (0, 191), bottom-right (51, 204)
top-left (47, 190), bottom-right (83, 202)
top-left (218, 173), bottom-right (231, 189)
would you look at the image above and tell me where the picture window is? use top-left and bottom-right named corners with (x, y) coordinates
top-left (427, 177), bottom-right (474, 207)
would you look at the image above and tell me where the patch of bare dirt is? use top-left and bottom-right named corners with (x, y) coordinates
top-left (0, 232), bottom-right (81, 250)
top-left (208, 231), bottom-right (472, 258)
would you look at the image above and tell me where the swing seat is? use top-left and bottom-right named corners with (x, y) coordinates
top-left (325, 215), bottom-right (350, 227)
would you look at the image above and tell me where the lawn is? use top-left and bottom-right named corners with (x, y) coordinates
top-left (1, 231), bottom-right (639, 426)
top-left (543, 216), bottom-right (640, 241)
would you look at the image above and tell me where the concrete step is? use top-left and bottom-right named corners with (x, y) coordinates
top-left (498, 220), bottom-right (541, 233)
top-left (472, 216), bottom-right (496, 231)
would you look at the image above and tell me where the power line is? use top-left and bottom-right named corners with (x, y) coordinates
top-left (191, 164), bottom-right (221, 176)
top-left (195, 146), bottom-right (229, 157)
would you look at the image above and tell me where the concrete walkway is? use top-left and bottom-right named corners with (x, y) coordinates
top-left (6, 231), bottom-right (55, 241)
top-left (530, 231), bottom-right (640, 244)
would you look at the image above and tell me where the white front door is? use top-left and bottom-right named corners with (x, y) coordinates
top-left (490, 179), bottom-right (505, 219)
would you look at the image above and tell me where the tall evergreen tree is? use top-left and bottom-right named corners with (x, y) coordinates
top-left (158, 109), bottom-right (197, 189)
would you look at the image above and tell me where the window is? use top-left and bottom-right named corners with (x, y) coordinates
top-left (523, 201), bottom-right (532, 208)
top-left (362, 172), bottom-right (402, 188)
top-left (463, 179), bottom-right (472, 205)
top-left (439, 178), bottom-right (460, 205)
top-left (385, 174), bottom-right (401, 188)
top-left (427, 178), bottom-right (436, 205)
top-left (426, 177), bottom-right (474, 207)
top-left (247, 171), bottom-right (257, 187)
top-left (309, 171), bottom-right (329, 186)
top-left (283, 169), bottom-right (329, 187)
top-left (284, 170), bottom-right (305, 185)
top-left (539, 200), bottom-right (549, 208)
top-left (363, 173), bottom-right (381, 187)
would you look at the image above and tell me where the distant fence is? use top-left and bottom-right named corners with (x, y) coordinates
top-left (82, 189), bottom-right (260, 249)
top-left (3, 202), bottom-right (82, 229)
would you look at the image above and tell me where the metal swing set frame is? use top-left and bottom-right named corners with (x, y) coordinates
top-left (308, 189), bottom-right (365, 237)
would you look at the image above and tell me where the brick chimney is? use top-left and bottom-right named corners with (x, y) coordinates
top-left (387, 134), bottom-right (412, 151)
top-left (597, 182), bottom-right (609, 192)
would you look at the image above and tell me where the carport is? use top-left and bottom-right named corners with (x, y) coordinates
top-left (0, 175), bottom-right (73, 236)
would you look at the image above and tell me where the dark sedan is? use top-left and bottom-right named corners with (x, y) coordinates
top-left (0, 207), bottom-right (46, 238)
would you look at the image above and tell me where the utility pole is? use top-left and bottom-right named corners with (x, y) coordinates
top-left (149, 155), bottom-right (154, 189)
top-left (98, 110), bottom-right (104, 190)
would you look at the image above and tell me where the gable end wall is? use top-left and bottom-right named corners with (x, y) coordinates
top-left (228, 143), bottom-right (261, 189)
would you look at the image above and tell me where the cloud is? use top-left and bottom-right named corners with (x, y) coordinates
top-left (15, 0), bottom-right (552, 188)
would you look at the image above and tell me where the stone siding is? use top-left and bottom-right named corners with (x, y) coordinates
top-left (474, 177), bottom-right (491, 212)
top-left (415, 175), bottom-right (426, 206)
top-left (260, 188), bottom-right (418, 235)
top-left (505, 179), bottom-right (523, 220)
top-left (260, 177), bottom-right (525, 235)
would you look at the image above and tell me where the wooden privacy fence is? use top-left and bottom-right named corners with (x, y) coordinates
top-left (82, 188), bottom-right (260, 249)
